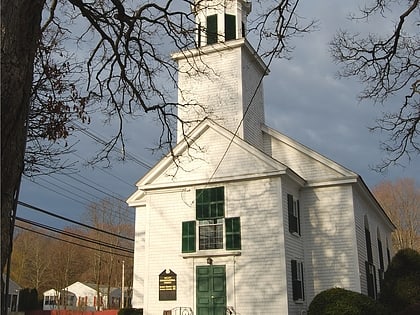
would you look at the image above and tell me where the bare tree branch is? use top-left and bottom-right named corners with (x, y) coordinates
top-left (330, 0), bottom-right (419, 170)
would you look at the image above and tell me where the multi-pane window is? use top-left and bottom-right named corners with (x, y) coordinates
top-left (44, 296), bottom-right (56, 306)
top-left (364, 217), bottom-right (373, 263)
top-left (182, 187), bottom-right (241, 253)
top-left (291, 260), bottom-right (305, 301)
top-left (196, 187), bottom-right (224, 219)
top-left (364, 216), bottom-right (377, 299)
top-left (199, 219), bottom-right (224, 250)
top-left (197, 187), bottom-right (225, 250)
top-left (288, 194), bottom-right (300, 235)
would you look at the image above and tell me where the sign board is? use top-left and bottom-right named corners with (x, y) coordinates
top-left (159, 269), bottom-right (177, 301)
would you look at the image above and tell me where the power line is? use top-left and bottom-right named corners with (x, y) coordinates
top-left (64, 147), bottom-right (135, 188)
top-left (45, 174), bottom-right (103, 201)
top-left (63, 173), bottom-right (127, 203)
top-left (23, 177), bottom-right (89, 207)
top-left (16, 216), bottom-right (133, 253)
top-left (72, 172), bottom-right (127, 200)
top-left (73, 122), bottom-right (153, 170)
top-left (18, 201), bottom-right (134, 242)
top-left (22, 176), bottom-right (135, 224)
top-left (15, 224), bottom-right (133, 259)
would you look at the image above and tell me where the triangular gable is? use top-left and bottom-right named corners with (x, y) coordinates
top-left (262, 124), bottom-right (357, 182)
top-left (128, 120), bottom-right (303, 205)
top-left (66, 281), bottom-right (96, 295)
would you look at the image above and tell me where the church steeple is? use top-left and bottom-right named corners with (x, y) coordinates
top-left (193, 0), bottom-right (252, 46)
top-left (173, 0), bottom-right (268, 150)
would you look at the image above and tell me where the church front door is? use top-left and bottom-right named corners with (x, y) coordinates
top-left (196, 265), bottom-right (226, 315)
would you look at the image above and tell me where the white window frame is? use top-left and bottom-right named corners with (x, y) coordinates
top-left (198, 218), bottom-right (224, 250)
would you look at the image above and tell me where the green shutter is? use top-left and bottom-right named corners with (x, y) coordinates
top-left (365, 228), bottom-right (373, 263)
top-left (207, 15), bottom-right (218, 44)
top-left (287, 194), bottom-right (296, 233)
top-left (296, 200), bottom-right (301, 235)
top-left (365, 261), bottom-right (376, 298)
top-left (291, 260), bottom-right (303, 300)
top-left (225, 14), bottom-right (236, 41)
top-left (225, 217), bottom-right (241, 250)
top-left (182, 221), bottom-right (196, 253)
top-left (378, 239), bottom-right (384, 270)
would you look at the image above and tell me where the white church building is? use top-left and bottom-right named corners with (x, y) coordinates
top-left (127, 1), bottom-right (395, 314)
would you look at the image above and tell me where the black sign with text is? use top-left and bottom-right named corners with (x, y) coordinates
top-left (159, 269), bottom-right (177, 301)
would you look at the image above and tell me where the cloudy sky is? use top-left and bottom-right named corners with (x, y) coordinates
top-left (17, 0), bottom-right (419, 229)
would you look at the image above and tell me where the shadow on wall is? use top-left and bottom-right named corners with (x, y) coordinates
top-left (303, 185), bottom-right (355, 299)
top-left (228, 178), bottom-right (289, 313)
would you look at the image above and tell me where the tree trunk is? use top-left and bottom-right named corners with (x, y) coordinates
top-left (1, 0), bottom-right (44, 309)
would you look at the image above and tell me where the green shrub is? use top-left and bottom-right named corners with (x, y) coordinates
top-left (398, 303), bottom-right (420, 315)
top-left (118, 308), bottom-right (143, 315)
top-left (379, 248), bottom-right (420, 313)
top-left (308, 287), bottom-right (388, 315)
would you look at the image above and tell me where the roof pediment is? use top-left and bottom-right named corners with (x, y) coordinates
top-left (127, 120), bottom-right (298, 206)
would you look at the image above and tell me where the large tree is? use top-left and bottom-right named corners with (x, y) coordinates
top-left (1, 0), bottom-right (45, 309)
top-left (373, 178), bottom-right (420, 252)
top-left (1, 0), bottom-right (313, 310)
top-left (330, 0), bottom-right (419, 171)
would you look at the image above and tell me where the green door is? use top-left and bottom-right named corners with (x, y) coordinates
top-left (196, 265), bottom-right (226, 315)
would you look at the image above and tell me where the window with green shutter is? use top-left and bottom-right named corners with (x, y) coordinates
top-left (206, 14), bottom-right (218, 44)
top-left (365, 261), bottom-right (377, 299)
top-left (291, 260), bottom-right (304, 301)
top-left (182, 186), bottom-right (242, 254)
top-left (225, 217), bottom-right (241, 250)
top-left (182, 221), bottom-right (196, 253)
top-left (288, 194), bottom-right (300, 235)
top-left (196, 187), bottom-right (224, 250)
top-left (224, 14), bottom-right (236, 41)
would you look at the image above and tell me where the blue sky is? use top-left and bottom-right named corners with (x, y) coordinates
top-left (17, 0), bottom-right (419, 229)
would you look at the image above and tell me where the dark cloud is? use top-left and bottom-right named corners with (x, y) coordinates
top-left (19, 1), bottom-right (419, 227)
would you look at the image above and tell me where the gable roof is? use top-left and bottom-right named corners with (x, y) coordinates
top-left (2, 275), bottom-right (22, 293)
top-left (262, 124), bottom-right (358, 184)
top-left (127, 119), bottom-right (304, 206)
top-left (262, 125), bottom-right (395, 229)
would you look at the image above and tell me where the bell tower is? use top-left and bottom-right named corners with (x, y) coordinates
top-left (194, 0), bottom-right (251, 46)
top-left (173, 0), bottom-right (268, 150)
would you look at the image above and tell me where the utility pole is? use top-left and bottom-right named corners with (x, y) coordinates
top-left (121, 260), bottom-right (125, 309)
top-left (96, 254), bottom-right (102, 311)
